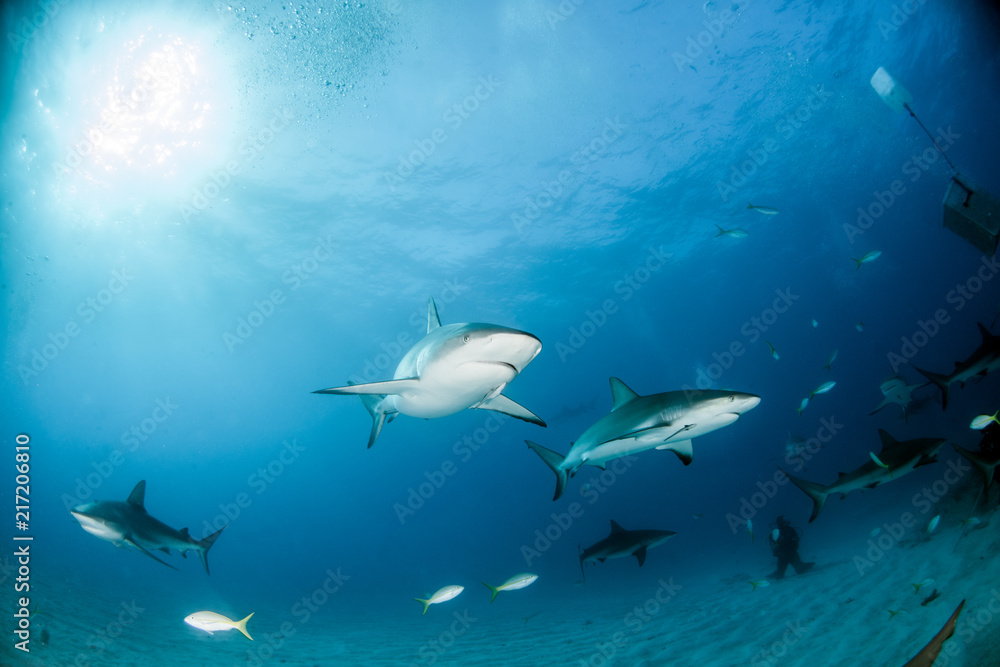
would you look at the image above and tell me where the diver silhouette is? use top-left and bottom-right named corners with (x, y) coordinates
top-left (767, 516), bottom-right (814, 579)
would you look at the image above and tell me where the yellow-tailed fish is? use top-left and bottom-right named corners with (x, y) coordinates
top-left (870, 451), bottom-right (893, 478)
top-left (810, 381), bottom-right (836, 397)
top-left (927, 515), bottom-right (940, 534)
top-left (414, 585), bottom-right (464, 615)
top-left (482, 574), bottom-right (538, 603)
top-left (748, 579), bottom-right (770, 591)
top-left (797, 396), bottom-right (810, 415)
top-left (912, 578), bottom-right (934, 594)
top-left (715, 224), bottom-right (749, 238)
top-left (852, 250), bottom-right (882, 270)
top-left (746, 518), bottom-right (753, 543)
top-left (970, 412), bottom-right (1000, 430)
top-left (824, 349), bottom-right (838, 372)
top-left (747, 203), bottom-right (779, 215)
top-left (887, 609), bottom-right (906, 620)
top-left (766, 341), bottom-right (780, 361)
top-left (184, 611), bottom-right (254, 641)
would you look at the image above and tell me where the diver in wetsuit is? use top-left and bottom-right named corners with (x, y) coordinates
top-left (768, 516), bottom-right (814, 579)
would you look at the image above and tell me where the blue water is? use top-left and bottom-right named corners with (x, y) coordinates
top-left (2, 0), bottom-right (1000, 665)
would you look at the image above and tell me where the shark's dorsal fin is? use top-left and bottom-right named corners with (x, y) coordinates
top-left (877, 429), bottom-right (900, 453)
top-left (608, 377), bottom-right (639, 411)
top-left (609, 520), bottom-right (626, 534)
top-left (427, 298), bottom-right (442, 334)
top-left (127, 481), bottom-right (147, 510)
top-left (978, 322), bottom-right (995, 343)
top-left (180, 527), bottom-right (191, 539)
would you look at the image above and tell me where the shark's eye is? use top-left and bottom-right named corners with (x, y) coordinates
top-left (728, 396), bottom-right (735, 403)
top-left (463, 334), bottom-right (470, 343)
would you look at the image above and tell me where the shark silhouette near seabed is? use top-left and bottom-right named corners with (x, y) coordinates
top-left (70, 481), bottom-right (225, 573)
top-left (782, 430), bottom-right (946, 522)
top-left (527, 377), bottom-right (761, 500)
top-left (578, 520), bottom-right (677, 581)
top-left (314, 298), bottom-right (545, 448)
top-left (914, 323), bottom-right (1000, 410)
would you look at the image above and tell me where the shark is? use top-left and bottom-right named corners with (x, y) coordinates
top-left (70, 481), bottom-right (225, 574)
top-left (579, 520), bottom-right (676, 579)
top-left (914, 323), bottom-right (1000, 409)
top-left (526, 378), bottom-right (760, 500)
top-left (869, 375), bottom-right (922, 421)
top-left (782, 430), bottom-right (946, 522)
top-left (902, 599), bottom-right (964, 667)
top-left (951, 443), bottom-right (1000, 501)
top-left (314, 298), bottom-right (545, 448)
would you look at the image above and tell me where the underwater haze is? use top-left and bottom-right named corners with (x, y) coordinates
top-left (3, 0), bottom-right (1000, 665)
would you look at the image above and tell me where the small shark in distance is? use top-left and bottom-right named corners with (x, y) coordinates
top-left (782, 430), bottom-right (946, 522)
top-left (914, 323), bottom-right (1000, 410)
top-left (869, 375), bottom-right (922, 421)
top-left (70, 481), bottom-right (225, 573)
top-left (527, 378), bottom-right (760, 500)
top-left (579, 520), bottom-right (676, 580)
top-left (314, 298), bottom-right (545, 447)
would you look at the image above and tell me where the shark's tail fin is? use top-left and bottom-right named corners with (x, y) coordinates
top-left (414, 597), bottom-right (432, 615)
top-left (913, 366), bottom-right (950, 410)
top-left (781, 469), bottom-right (830, 523)
top-left (235, 612), bottom-right (254, 641)
top-left (526, 440), bottom-right (569, 501)
top-left (349, 381), bottom-right (393, 449)
top-left (482, 582), bottom-right (501, 603)
top-left (197, 525), bottom-right (226, 575)
top-left (952, 443), bottom-right (997, 499)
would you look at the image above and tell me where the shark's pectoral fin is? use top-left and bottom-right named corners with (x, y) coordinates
top-left (598, 557), bottom-right (606, 563)
top-left (313, 378), bottom-right (420, 396)
top-left (477, 393), bottom-right (546, 427)
top-left (126, 538), bottom-right (178, 570)
top-left (869, 397), bottom-right (891, 416)
top-left (915, 454), bottom-right (938, 468)
top-left (159, 547), bottom-right (170, 553)
top-left (656, 439), bottom-right (693, 465)
top-left (865, 482), bottom-right (879, 490)
top-left (634, 546), bottom-right (648, 567)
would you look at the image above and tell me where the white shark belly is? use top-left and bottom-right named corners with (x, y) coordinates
top-left (392, 364), bottom-right (516, 419)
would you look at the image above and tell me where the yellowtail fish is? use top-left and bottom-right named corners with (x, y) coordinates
top-left (748, 579), bottom-right (769, 591)
top-left (415, 585), bottom-right (464, 615)
top-left (852, 250), bottom-right (882, 270)
top-left (715, 224), bottom-right (749, 238)
top-left (812, 319), bottom-right (819, 328)
top-left (824, 349), bottom-right (838, 372)
top-left (856, 321), bottom-right (865, 332)
top-left (766, 341), bottom-right (780, 361)
top-left (746, 518), bottom-right (754, 543)
top-left (747, 203), bottom-right (779, 215)
top-left (971, 412), bottom-right (999, 430)
top-left (870, 451), bottom-right (892, 478)
top-left (184, 611), bottom-right (254, 641)
top-left (796, 396), bottom-right (810, 415)
top-left (482, 574), bottom-right (538, 603)
top-left (912, 578), bottom-right (934, 594)
top-left (927, 515), bottom-right (940, 534)
top-left (809, 381), bottom-right (836, 397)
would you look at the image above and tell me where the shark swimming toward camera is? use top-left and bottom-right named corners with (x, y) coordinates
top-left (527, 378), bottom-right (760, 500)
top-left (314, 298), bottom-right (545, 447)
top-left (914, 323), bottom-right (1000, 410)
top-left (579, 520), bottom-right (676, 579)
top-left (782, 430), bottom-right (946, 522)
top-left (870, 375), bottom-right (922, 421)
top-left (70, 481), bottom-right (225, 574)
